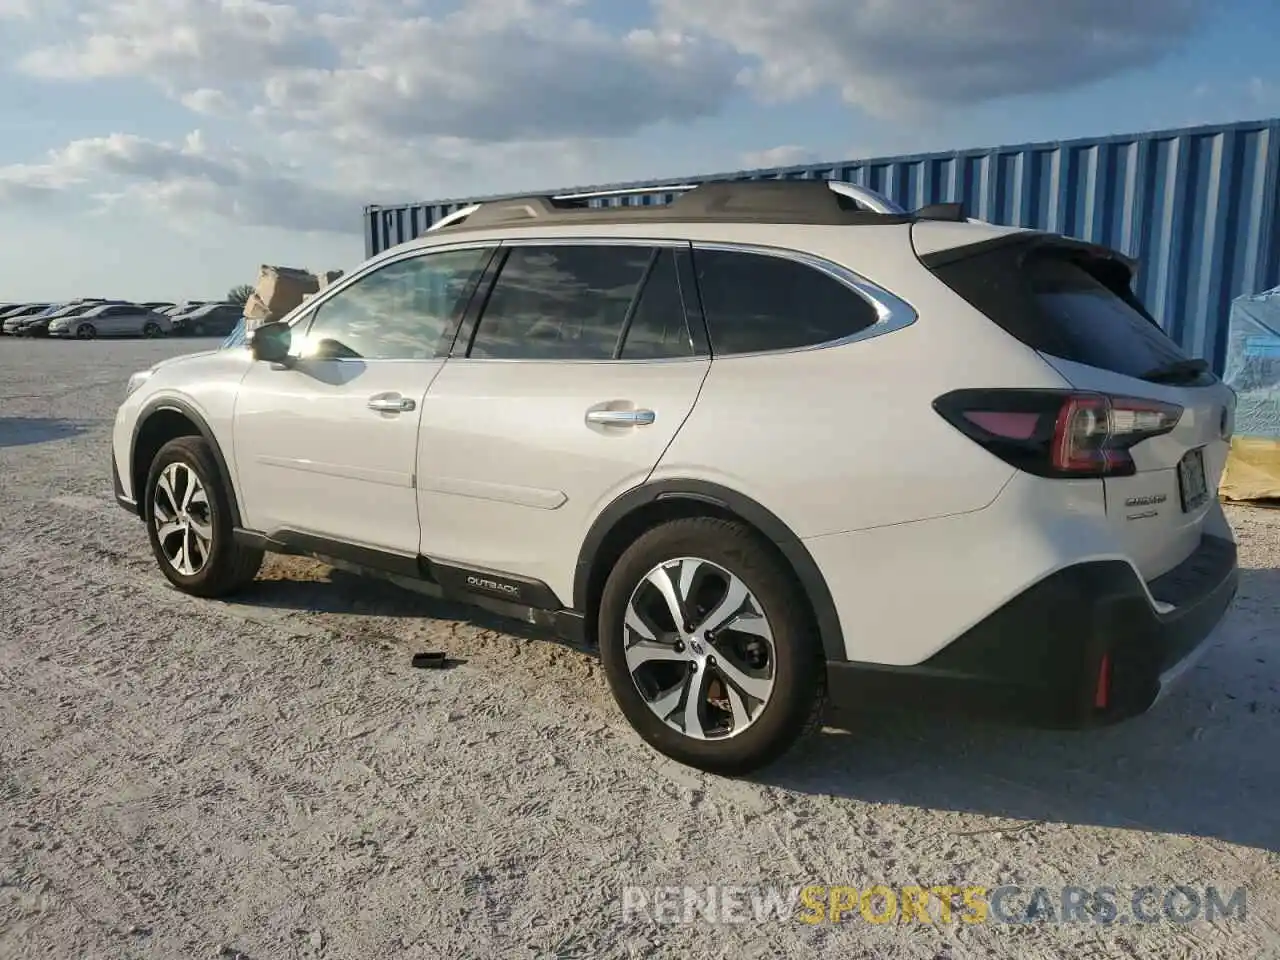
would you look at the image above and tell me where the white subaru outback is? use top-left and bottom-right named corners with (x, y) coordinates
top-left (112, 180), bottom-right (1239, 774)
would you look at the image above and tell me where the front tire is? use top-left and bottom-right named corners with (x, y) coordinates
top-left (144, 436), bottom-right (263, 597)
top-left (76, 323), bottom-right (97, 339)
top-left (598, 517), bottom-right (826, 775)
top-left (142, 321), bottom-right (163, 338)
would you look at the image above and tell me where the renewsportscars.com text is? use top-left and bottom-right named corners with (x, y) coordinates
top-left (620, 884), bottom-right (1248, 926)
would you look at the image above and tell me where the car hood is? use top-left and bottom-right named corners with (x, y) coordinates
top-left (151, 349), bottom-right (219, 372)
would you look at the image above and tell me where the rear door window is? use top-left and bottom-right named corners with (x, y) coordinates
top-left (468, 245), bottom-right (655, 360)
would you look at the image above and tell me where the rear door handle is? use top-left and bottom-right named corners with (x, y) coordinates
top-left (368, 393), bottom-right (416, 413)
top-left (586, 408), bottom-right (656, 427)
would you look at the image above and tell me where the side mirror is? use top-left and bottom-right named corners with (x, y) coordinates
top-left (250, 321), bottom-right (292, 364)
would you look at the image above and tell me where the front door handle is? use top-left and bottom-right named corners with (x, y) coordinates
top-left (368, 393), bottom-right (416, 413)
top-left (585, 408), bottom-right (656, 427)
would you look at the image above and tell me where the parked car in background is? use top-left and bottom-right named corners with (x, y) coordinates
top-left (162, 301), bottom-right (209, 317)
top-left (140, 301), bottom-right (175, 312)
top-left (169, 302), bottom-right (243, 337)
top-left (10, 300), bottom-right (106, 336)
top-left (50, 303), bottom-right (172, 339)
top-left (1, 303), bottom-right (52, 332)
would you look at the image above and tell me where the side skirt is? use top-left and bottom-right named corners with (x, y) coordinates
top-left (233, 527), bottom-right (588, 646)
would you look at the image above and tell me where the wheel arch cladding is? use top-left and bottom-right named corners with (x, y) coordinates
top-left (130, 399), bottom-right (241, 526)
top-left (574, 480), bottom-right (847, 662)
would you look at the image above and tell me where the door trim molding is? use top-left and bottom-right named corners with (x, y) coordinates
top-left (255, 454), bottom-right (414, 488)
top-left (417, 475), bottom-right (567, 509)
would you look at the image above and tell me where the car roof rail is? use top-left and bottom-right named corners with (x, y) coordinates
top-left (424, 179), bottom-right (938, 234)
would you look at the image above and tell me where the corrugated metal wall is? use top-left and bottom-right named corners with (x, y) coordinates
top-left (364, 117), bottom-right (1280, 371)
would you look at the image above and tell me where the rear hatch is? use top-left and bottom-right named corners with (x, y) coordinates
top-left (917, 228), bottom-right (1235, 581)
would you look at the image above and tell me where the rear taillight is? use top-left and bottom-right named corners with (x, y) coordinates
top-left (933, 389), bottom-right (1183, 478)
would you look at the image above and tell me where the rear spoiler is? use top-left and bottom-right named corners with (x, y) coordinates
top-left (918, 230), bottom-right (1140, 277)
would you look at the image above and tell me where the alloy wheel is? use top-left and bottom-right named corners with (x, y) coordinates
top-left (152, 462), bottom-right (213, 576)
top-left (623, 557), bottom-right (776, 740)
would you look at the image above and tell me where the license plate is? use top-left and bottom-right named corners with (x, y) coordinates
top-left (1178, 447), bottom-right (1208, 513)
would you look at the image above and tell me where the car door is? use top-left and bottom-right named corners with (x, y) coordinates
top-left (233, 243), bottom-right (496, 555)
top-left (116, 307), bottom-right (145, 336)
top-left (416, 240), bottom-right (711, 604)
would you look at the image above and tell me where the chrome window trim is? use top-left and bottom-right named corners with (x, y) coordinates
top-left (498, 236), bottom-right (690, 249)
top-left (689, 240), bottom-right (918, 358)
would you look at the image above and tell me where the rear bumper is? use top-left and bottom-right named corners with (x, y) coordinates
top-left (826, 534), bottom-right (1238, 728)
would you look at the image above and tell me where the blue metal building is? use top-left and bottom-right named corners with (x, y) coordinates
top-left (364, 117), bottom-right (1280, 372)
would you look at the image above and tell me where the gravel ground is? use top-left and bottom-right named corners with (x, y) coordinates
top-left (1, 338), bottom-right (1278, 960)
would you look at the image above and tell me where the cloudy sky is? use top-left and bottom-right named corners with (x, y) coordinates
top-left (1, 0), bottom-right (1277, 302)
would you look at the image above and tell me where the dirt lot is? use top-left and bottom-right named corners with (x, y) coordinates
top-left (1, 338), bottom-right (1278, 959)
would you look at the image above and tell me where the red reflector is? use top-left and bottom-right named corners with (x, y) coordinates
top-left (1094, 653), bottom-right (1111, 710)
top-left (963, 410), bottom-right (1041, 439)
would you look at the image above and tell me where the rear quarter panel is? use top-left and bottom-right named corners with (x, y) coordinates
top-left (653, 225), bottom-right (1072, 539)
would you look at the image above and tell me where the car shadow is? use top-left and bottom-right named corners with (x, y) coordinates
top-left (0, 417), bottom-right (88, 448)
top-left (760, 563), bottom-right (1280, 853)
top-left (229, 557), bottom-right (1280, 851)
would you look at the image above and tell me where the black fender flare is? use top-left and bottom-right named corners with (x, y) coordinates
top-left (573, 479), bottom-right (847, 662)
top-left (130, 396), bottom-right (243, 528)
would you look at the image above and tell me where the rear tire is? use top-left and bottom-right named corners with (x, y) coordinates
top-left (76, 323), bottom-right (97, 339)
top-left (598, 517), bottom-right (826, 775)
top-left (144, 436), bottom-right (263, 597)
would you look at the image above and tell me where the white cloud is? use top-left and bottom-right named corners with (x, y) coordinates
top-left (179, 87), bottom-right (237, 115)
top-left (659, 0), bottom-right (1207, 117)
top-left (18, 0), bottom-right (330, 84)
top-left (0, 131), bottom-right (361, 232)
top-left (1, 0), bottom-right (1213, 236)
top-left (740, 146), bottom-right (818, 169)
top-left (17, 0), bottom-right (736, 145)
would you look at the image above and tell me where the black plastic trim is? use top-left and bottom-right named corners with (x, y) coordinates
top-left (111, 451), bottom-right (136, 514)
top-left (826, 536), bottom-right (1238, 728)
top-left (129, 397), bottom-right (242, 527)
top-left (264, 529), bottom-right (423, 579)
top-left (426, 559), bottom-right (563, 610)
top-left (238, 526), bottom-right (571, 619)
top-left (673, 245), bottom-right (712, 357)
top-left (574, 480), bottom-right (847, 662)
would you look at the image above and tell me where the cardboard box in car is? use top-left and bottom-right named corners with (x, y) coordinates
top-left (316, 269), bottom-right (344, 290)
top-left (254, 264), bottom-right (319, 317)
